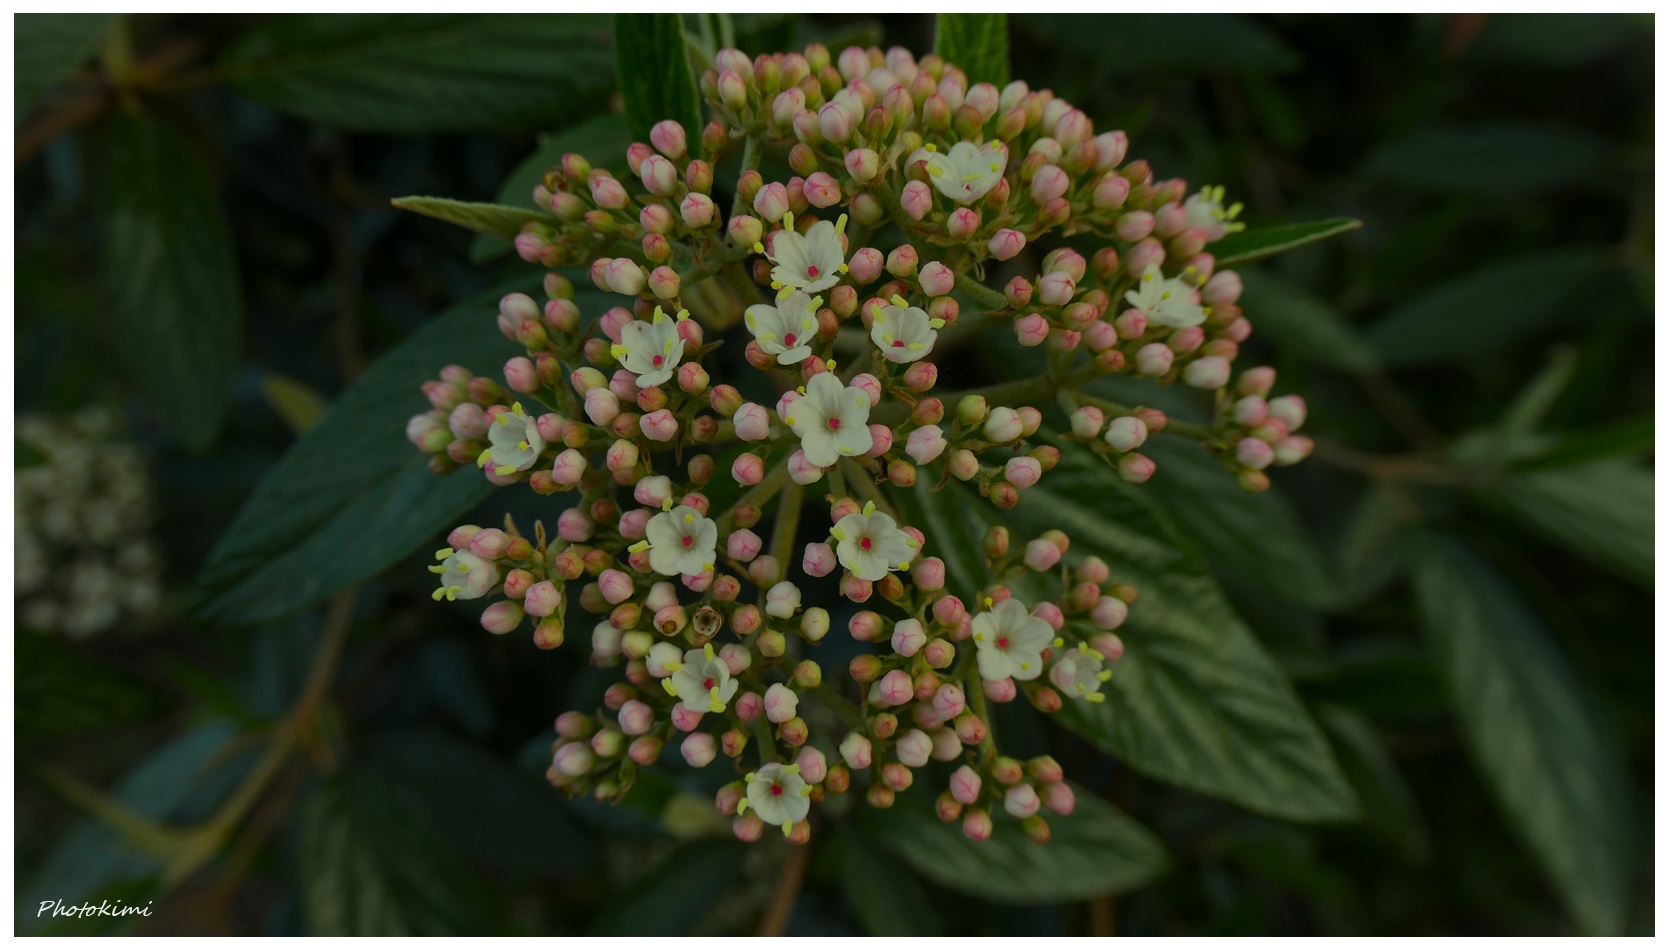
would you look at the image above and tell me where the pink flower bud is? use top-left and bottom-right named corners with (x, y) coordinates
top-left (480, 601), bottom-right (524, 635)
top-left (1237, 437), bottom-right (1275, 471)
top-left (1183, 355), bottom-right (1231, 390)
top-left (716, 529), bottom-right (758, 564)
top-left (1018, 538), bottom-right (1059, 572)
top-left (1006, 457), bottom-right (1043, 489)
top-left (1038, 272), bottom-right (1076, 307)
top-left (819, 101), bottom-right (855, 143)
top-left (844, 147), bottom-right (881, 182)
top-left (1273, 435), bottom-right (1315, 467)
top-left (677, 732), bottom-right (715, 767)
top-left (876, 669), bottom-right (913, 707)
top-left (1267, 394), bottom-right (1308, 430)
top-left (791, 746), bottom-right (826, 784)
top-left (1030, 164), bottom-right (1070, 204)
top-left (1104, 416), bottom-right (1148, 453)
top-left (911, 557), bottom-right (946, 592)
top-left (547, 448), bottom-right (585, 487)
top-left (598, 569), bottom-right (635, 605)
top-left (896, 729), bottom-right (933, 767)
top-left (839, 731), bottom-right (873, 769)
top-left (523, 580), bottom-right (562, 618)
top-left (794, 170), bottom-right (837, 208)
top-left (552, 741), bottom-right (593, 777)
top-left (753, 181), bottom-right (790, 222)
top-left (802, 541), bottom-right (837, 578)
top-left (1135, 342), bottom-right (1174, 377)
top-left (633, 475), bottom-right (673, 509)
top-left (900, 180), bottom-right (933, 220)
top-left (635, 408), bottom-right (675, 442)
top-left (865, 424), bottom-right (893, 458)
top-left (988, 228), bottom-right (1026, 261)
top-left (733, 402), bottom-right (771, 442)
top-left (671, 705), bottom-right (705, 734)
top-left (590, 175), bottom-right (627, 210)
top-left (1118, 453), bottom-right (1156, 483)
top-left (889, 618), bottom-right (927, 657)
top-left (617, 698), bottom-right (654, 736)
top-left (983, 407), bottom-right (1024, 442)
top-left (1093, 173), bottom-right (1130, 209)
top-left (734, 691), bottom-right (762, 722)
top-left (677, 194), bottom-right (717, 232)
top-left (724, 453), bottom-right (764, 489)
top-left (962, 809), bottom-right (993, 841)
top-left (984, 676), bottom-right (1018, 703)
top-left (1004, 783), bottom-right (1041, 818)
top-left (787, 449), bottom-right (824, 485)
top-left (902, 424), bottom-right (946, 465)
top-left (728, 214), bottom-right (763, 249)
top-left (638, 154), bottom-right (677, 197)
top-left (1011, 313), bottom-right (1050, 348)
top-left (763, 683), bottom-right (799, 724)
top-left (909, 261), bottom-right (954, 299)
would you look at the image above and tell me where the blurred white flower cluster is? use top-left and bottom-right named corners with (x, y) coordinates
top-left (16, 408), bottom-right (163, 637)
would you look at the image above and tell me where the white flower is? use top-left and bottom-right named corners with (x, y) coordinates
top-left (663, 643), bottom-right (740, 714)
top-left (870, 297), bottom-right (942, 363)
top-left (1182, 185), bottom-right (1245, 242)
top-left (972, 598), bottom-right (1054, 682)
top-left (610, 307), bottom-right (687, 387)
top-left (739, 762), bottom-right (812, 835)
top-left (831, 502), bottom-right (918, 582)
top-left (910, 140), bottom-right (1007, 204)
top-left (641, 504), bottom-right (718, 576)
top-left (1048, 641), bottom-right (1112, 702)
top-left (764, 212), bottom-right (847, 296)
top-left (784, 371), bottom-right (873, 467)
top-left (745, 291), bottom-right (821, 365)
top-left (1124, 265), bottom-right (1207, 330)
top-left (429, 548), bottom-right (500, 602)
top-left (478, 402), bottom-right (544, 476)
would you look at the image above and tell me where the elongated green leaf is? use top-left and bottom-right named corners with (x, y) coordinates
top-left (1139, 440), bottom-right (1340, 610)
top-left (300, 770), bottom-right (491, 935)
top-left (613, 13), bottom-right (703, 143)
top-left (1364, 122), bottom-right (1610, 195)
top-left (1334, 484), bottom-right (1413, 604)
top-left (391, 196), bottom-right (555, 241)
top-left (220, 14), bottom-right (614, 133)
top-left (1364, 249), bottom-right (1615, 367)
top-left (1483, 462), bottom-right (1653, 588)
top-left (934, 13), bottom-right (1009, 86)
top-left (1411, 534), bottom-right (1630, 935)
top-left (836, 826), bottom-right (944, 935)
top-left (1516, 414), bottom-right (1653, 471)
top-left (16, 13), bottom-right (116, 117)
top-left (191, 282), bottom-right (544, 625)
top-left (1209, 218), bottom-right (1363, 267)
top-left (17, 634), bottom-right (168, 738)
top-left (103, 116), bottom-right (243, 452)
top-left (471, 113), bottom-right (634, 262)
top-left (861, 786), bottom-right (1167, 902)
top-left (585, 840), bottom-right (746, 935)
top-left (1237, 270), bottom-right (1379, 373)
top-left (898, 443), bottom-right (1358, 822)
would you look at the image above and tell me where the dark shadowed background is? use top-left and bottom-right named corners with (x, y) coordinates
top-left (13, 12), bottom-right (1654, 936)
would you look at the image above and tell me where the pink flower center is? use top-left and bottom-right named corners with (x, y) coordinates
top-left (806, 265), bottom-right (821, 279)
top-left (681, 535), bottom-right (693, 548)
top-left (859, 536), bottom-right (872, 551)
top-left (783, 333), bottom-right (797, 347)
top-left (996, 635), bottom-right (1011, 649)
top-left (892, 340), bottom-right (904, 347)
top-left (827, 417), bottom-right (841, 431)
top-left (651, 354), bottom-right (664, 367)
top-left (770, 783), bottom-right (783, 796)
top-left (703, 678), bottom-right (715, 689)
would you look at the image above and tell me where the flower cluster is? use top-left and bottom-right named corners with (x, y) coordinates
top-left (405, 43), bottom-right (1316, 843)
top-left (16, 409), bottom-right (163, 637)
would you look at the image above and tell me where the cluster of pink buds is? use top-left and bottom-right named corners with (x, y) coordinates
top-left (405, 42), bottom-right (1317, 843)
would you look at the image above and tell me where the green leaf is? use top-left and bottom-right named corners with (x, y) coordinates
top-left (219, 14), bottom-right (614, 134)
top-left (1483, 462), bottom-right (1653, 588)
top-left (299, 769), bottom-right (492, 935)
top-left (860, 785), bottom-right (1168, 902)
top-left (1364, 249), bottom-right (1615, 367)
top-left (1363, 122), bottom-right (1610, 196)
top-left (1236, 269), bottom-right (1379, 373)
top-left (613, 13), bottom-right (703, 143)
top-left (1139, 439), bottom-right (1341, 610)
top-left (835, 826), bottom-right (944, 935)
top-left (1410, 534), bottom-right (1630, 935)
top-left (103, 116), bottom-right (243, 452)
top-left (262, 372), bottom-right (329, 436)
top-left (16, 13), bottom-right (116, 117)
top-left (934, 14), bottom-right (1009, 86)
top-left (1208, 218), bottom-right (1362, 267)
top-left (16, 634), bottom-right (168, 738)
top-left (390, 195), bottom-right (555, 241)
top-left (1333, 484), bottom-right (1413, 604)
top-left (1315, 704), bottom-right (1429, 863)
top-left (1471, 14), bottom-right (1648, 69)
top-left (1516, 414), bottom-right (1654, 471)
top-left (366, 728), bottom-right (594, 876)
top-left (471, 113), bottom-right (633, 262)
top-left (898, 444), bottom-right (1358, 822)
top-left (191, 281), bottom-right (548, 625)
top-left (1023, 14), bottom-right (1299, 73)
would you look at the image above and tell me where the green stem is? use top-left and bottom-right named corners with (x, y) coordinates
top-left (953, 273), bottom-right (1010, 312)
top-left (718, 457), bottom-right (788, 529)
top-left (811, 683), bottom-right (866, 729)
top-left (768, 480), bottom-right (804, 570)
top-left (731, 136), bottom-right (763, 220)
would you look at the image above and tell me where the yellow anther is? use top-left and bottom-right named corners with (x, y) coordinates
top-left (476, 449), bottom-right (492, 467)
top-left (862, 500), bottom-right (876, 515)
top-left (428, 565), bottom-right (446, 575)
top-left (889, 294), bottom-right (909, 308)
top-left (435, 547), bottom-right (455, 560)
top-left (1087, 691), bottom-right (1106, 703)
top-left (784, 416), bottom-right (796, 426)
top-left (511, 402), bottom-right (524, 415)
top-left (663, 662), bottom-right (682, 672)
top-left (518, 440), bottom-right (530, 451)
top-left (662, 678), bottom-right (679, 696)
top-left (1054, 637), bottom-right (1065, 648)
top-left (781, 821), bottom-right (793, 837)
top-left (628, 540), bottom-right (650, 553)
top-left (660, 498), bottom-right (674, 512)
top-left (683, 512), bottom-right (694, 524)
top-left (703, 643), bottom-right (716, 661)
top-left (494, 465), bottom-right (516, 476)
top-left (928, 318), bottom-right (945, 330)
top-left (981, 596), bottom-right (994, 608)
top-left (907, 342), bottom-right (924, 350)
top-left (924, 144), bottom-right (937, 152)
top-left (831, 527), bottom-right (847, 541)
top-left (835, 213), bottom-right (848, 235)
top-left (754, 241), bottom-right (766, 253)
